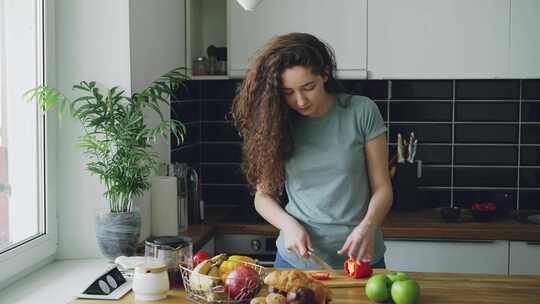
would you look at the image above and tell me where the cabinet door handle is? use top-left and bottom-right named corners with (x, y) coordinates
top-left (526, 242), bottom-right (540, 246)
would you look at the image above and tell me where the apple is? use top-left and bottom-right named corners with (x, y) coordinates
top-left (192, 251), bottom-right (210, 267)
top-left (386, 271), bottom-right (410, 283)
top-left (224, 266), bottom-right (262, 300)
top-left (391, 279), bottom-right (420, 304)
top-left (365, 274), bottom-right (391, 302)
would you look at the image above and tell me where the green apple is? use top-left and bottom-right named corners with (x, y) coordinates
top-left (365, 274), bottom-right (391, 302)
top-left (391, 279), bottom-right (420, 304)
top-left (386, 271), bottom-right (410, 283)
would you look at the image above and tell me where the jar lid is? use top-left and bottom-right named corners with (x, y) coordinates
top-left (135, 262), bottom-right (167, 274)
top-left (145, 236), bottom-right (191, 250)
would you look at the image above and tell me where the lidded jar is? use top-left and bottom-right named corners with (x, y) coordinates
top-left (133, 262), bottom-right (169, 301)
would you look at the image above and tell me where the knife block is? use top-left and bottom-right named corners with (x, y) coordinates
top-left (392, 161), bottom-right (421, 212)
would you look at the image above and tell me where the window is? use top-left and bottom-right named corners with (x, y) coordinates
top-left (0, 0), bottom-right (56, 289)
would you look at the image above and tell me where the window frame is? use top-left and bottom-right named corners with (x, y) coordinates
top-left (0, 0), bottom-right (57, 290)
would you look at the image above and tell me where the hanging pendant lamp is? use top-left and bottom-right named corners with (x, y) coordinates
top-left (235, 0), bottom-right (263, 11)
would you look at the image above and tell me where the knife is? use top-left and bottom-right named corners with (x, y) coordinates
top-left (308, 252), bottom-right (334, 272)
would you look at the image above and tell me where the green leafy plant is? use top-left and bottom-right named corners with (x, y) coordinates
top-left (25, 67), bottom-right (188, 213)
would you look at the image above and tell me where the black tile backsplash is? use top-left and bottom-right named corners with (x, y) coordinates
top-left (454, 146), bottom-right (517, 166)
top-left (390, 123), bottom-right (452, 143)
top-left (521, 147), bottom-right (540, 166)
top-left (171, 143), bottom-right (200, 164)
top-left (453, 190), bottom-right (517, 209)
top-left (172, 100), bottom-right (201, 123)
top-left (202, 143), bottom-right (242, 163)
top-left (414, 146), bottom-right (452, 165)
top-left (202, 99), bottom-right (233, 121)
top-left (173, 80), bottom-right (201, 101)
top-left (202, 184), bottom-right (252, 205)
top-left (522, 80), bottom-right (540, 100)
top-left (522, 102), bottom-right (540, 122)
top-left (201, 80), bottom-right (240, 99)
top-left (520, 168), bottom-right (540, 188)
top-left (390, 102), bottom-right (452, 121)
top-left (522, 125), bottom-right (540, 144)
top-left (418, 189), bottom-right (451, 209)
top-left (178, 122), bottom-right (200, 147)
top-left (375, 102), bottom-right (388, 120)
top-left (455, 102), bottom-right (518, 121)
top-left (172, 79), bottom-right (540, 210)
top-left (419, 167), bottom-right (451, 187)
top-left (341, 80), bottom-right (388, 100)
top-left (392, 80), bottom-right (452, 100)
top-left (202, 122), bottom-right (241, 142)
top-left (454, 167), bottom-right (517, 188)
top-left (455, 80), bottom-right (520, 100)
top-left (455, 124), bottom-right (518, 144)
top-left (201, 163), bottom-right (245, 185)
top-left (519, 190), bottom-right (540, 210)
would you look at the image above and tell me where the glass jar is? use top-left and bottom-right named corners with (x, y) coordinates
top-left (145, 236), bottom-right (193, 288)
top-left (192, 57), bottom-right (208, 76)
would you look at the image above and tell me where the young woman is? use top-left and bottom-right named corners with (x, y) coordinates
top-left (231, 33), bottom-right (393, 269)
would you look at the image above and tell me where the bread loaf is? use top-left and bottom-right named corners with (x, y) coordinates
top-left (263, 270), bottom-right (332, 303)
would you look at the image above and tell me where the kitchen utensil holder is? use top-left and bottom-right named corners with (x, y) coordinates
top-left (180, 261), bottom-right (267, 304)
top-left (393, 161), bottom-right (422, 212)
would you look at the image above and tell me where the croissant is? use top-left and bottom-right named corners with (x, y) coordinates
top-left (264, 270), bottom-right (332, 303)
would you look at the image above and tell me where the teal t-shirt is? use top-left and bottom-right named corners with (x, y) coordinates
top-left (276, 94), bottom-right (388, 269)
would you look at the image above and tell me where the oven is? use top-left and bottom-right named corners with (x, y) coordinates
top-left (215, 234), bottom-right (277, 267)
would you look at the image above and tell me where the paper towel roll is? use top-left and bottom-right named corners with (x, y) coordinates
top-left (151, 176), bottom-right (178, 236)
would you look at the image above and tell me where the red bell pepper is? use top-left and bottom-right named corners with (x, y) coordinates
top-left (344, 257), bottom-right (373, 279)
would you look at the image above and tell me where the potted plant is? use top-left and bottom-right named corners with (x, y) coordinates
top-left (24, 67), bottom-right (188, 260)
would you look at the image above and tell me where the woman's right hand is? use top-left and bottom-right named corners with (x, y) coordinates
top-left (282, 219), bottom-right (314, 258)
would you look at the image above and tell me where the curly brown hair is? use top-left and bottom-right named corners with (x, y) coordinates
top-left (230, 33), bottom-right (343, 195)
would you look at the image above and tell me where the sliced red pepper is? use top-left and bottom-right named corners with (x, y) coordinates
top-left (310, 272), bottom-right (331, 280)
top-left (343, 257), bottom-right (373, 279)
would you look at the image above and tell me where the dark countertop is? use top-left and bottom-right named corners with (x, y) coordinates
top-left (185, 207), bottom-right (540, 251)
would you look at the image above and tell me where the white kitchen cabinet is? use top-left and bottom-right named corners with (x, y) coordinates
top-left (228, 0), bottom-right (367, 78)
top-left (368, 0), bottom-right (510, 79)
top-left (509, 241), bottom-right (540, 275)
top-left (186, 0), bottom-right (228, 79)
top-left (384, 239), bottom-right (509, 274)
top-left (510, 0), bottom-right (540, 78)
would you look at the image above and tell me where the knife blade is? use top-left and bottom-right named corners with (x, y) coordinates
top-left (309, 252), bottom-right (334, 271)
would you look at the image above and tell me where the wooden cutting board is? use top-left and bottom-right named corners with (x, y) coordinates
top-left (304, 270), bottom-right (368, 288)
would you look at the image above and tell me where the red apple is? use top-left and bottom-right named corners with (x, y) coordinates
top-left (192, 251), bottom-right (210, 267)
top-left (224, 266), bottom-right (261, 300)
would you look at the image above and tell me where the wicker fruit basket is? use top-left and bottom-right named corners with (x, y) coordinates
top-left (180, 261), bottom-right (267, 303)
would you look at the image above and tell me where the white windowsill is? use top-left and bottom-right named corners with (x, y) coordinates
top-left (0, 258), bottom-right (113, 304)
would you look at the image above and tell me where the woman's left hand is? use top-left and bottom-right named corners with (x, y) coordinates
top-left (337, 220), bottom-right (376, 262)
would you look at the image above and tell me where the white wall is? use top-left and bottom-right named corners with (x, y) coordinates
top-left (129, 0), bottom-right (186, 242)
top-left (55, 0), bottom-right (132, 258)
top-left (55, 0), bottom-right (186, 258)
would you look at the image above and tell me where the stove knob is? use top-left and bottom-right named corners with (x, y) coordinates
top-left (251, 239), bottom-right (262, 251)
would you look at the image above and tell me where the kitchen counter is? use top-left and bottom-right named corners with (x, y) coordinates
top-left (71, 269), bottom-right (540, 303)
top-left (186, 207), bottom-right (540, 251)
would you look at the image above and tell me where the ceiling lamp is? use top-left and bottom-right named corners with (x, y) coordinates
top-left (235, 0), bottom-right (263, 11)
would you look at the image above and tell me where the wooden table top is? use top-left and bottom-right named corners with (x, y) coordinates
top-left (71, 270), bottom-right (540, 304)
